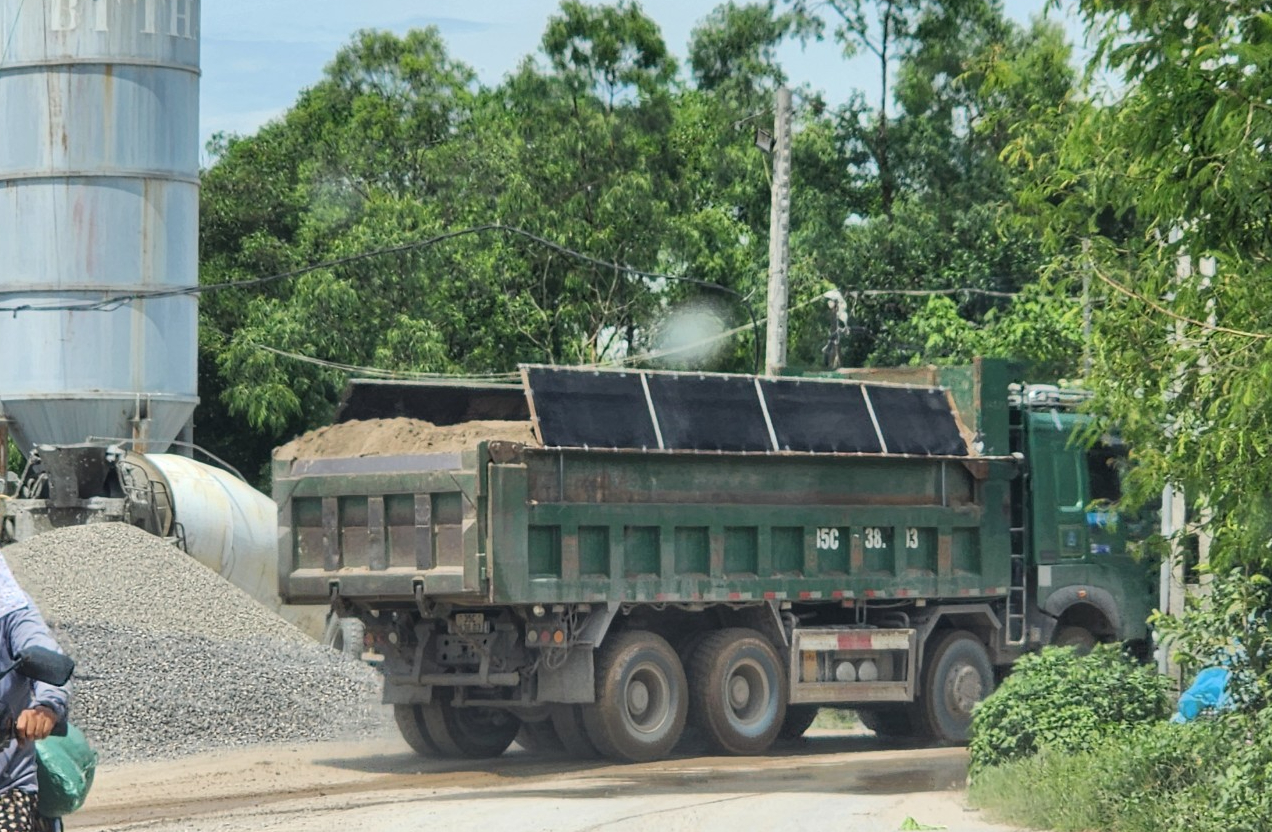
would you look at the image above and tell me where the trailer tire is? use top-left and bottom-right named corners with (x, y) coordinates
top-left (582, 631), bottom-right (687, 763)
top-left (393, 703), bottom-right (444, 757)
top-left (919, 630), bottom-right (994, 745)
top-left (515, 719), bottom-right (566, 755)
top-left (419, 690), bottom-right (520, 759)
top-left (549, 705), bottom-right (601, 759)
top-left (777, 705), bottom-right (819, 741)
top-left (688, 628), bottom-right (786, 755)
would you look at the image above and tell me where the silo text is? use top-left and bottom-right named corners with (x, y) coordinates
top-left (49, 0), bottom-right (198, 39)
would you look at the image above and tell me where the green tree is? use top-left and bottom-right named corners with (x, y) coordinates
top-left (197, 7), bottom-right (734, 480)
top-left (1026, 1), bottom-right (1272, 566)
top-left (782, 8), bottom-right (1079, 374)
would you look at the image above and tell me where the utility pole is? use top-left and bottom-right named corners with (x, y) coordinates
top-left (1157, 247), bottom-right (1219, 681)
top-left (765, 87), bottom-right (793, 377)
top-left (0, 412), bottom-right (8, 493)
top-left (1082, 239), bottom-right (1093, 377)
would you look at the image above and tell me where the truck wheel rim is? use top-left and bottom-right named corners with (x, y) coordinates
top-left (726, 658), bottom-right (769, 725)
top-left (624, 662), bottom-right (671, 735)
top-left (947, 664), bottom-right (984, 717)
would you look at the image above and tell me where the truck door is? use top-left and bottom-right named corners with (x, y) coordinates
top-left (1026, 411), bottom-right (1087, 564)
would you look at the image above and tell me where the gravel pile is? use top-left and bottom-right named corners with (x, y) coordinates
top-left (3, 523), bottom-right (393, 763)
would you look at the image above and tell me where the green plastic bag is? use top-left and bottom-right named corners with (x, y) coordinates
top-left (35, 724), bottom-right (97, 817)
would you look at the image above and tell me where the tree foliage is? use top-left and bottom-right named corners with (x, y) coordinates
top-left (195, 2), bottom-right (1086, 482)
top-left (1020, 1), bottom-right (1272, 567)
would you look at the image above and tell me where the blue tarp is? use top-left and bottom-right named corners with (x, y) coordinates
top-left (1172, 666), bottom-right (1234, 723)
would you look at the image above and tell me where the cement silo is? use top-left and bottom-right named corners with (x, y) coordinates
top-left (0, 0), bottom-right (201, 454)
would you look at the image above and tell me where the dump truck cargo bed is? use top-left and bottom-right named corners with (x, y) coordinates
top-left (276, 365), bottom-right (1015, 607)
top-left (277, 443), bottom-right (1014, 605)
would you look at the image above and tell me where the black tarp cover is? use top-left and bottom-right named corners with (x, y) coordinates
top-left (523, 367), bottom-right (969, 456)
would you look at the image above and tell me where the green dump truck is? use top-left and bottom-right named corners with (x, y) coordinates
top-left (275, 359), bottom-right (1154, 762)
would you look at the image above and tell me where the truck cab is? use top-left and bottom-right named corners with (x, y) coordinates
top-left (1015, 387), bottom-right (1154, 655)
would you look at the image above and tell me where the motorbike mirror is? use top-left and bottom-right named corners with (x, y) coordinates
top-left (14, 647), bottom-right (74, 687)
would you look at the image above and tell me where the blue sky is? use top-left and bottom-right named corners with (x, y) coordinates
top-left (200, 0), bottom-right (1084, 156)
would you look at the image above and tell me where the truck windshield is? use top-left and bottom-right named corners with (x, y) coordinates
top-left (1087, 445), bottom-right (1123, 502)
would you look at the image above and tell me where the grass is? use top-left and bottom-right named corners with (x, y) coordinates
top-left (810, 707), bottom-right (859, 730)
top-left (969, 752), bottom-right (1107, 832)
top-left (969, 716), bottom-right (1270, 832)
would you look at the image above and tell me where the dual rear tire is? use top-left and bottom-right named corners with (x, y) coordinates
top-left (393, 690), bottom-right (520, 759)
top-left (686, 628), bottom-right (786, 755)
top-left (578, 627), bottom-right (788, 762)
top-left (581, 631), bottom-right (688, 763)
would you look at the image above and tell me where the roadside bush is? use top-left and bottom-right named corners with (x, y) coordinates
top-left (1154, 568), bottom-right (1272, 711)
top-left (969, 644), bottom-right (1171, 772)
top-left (971, 714), bottom-right (1272, 832)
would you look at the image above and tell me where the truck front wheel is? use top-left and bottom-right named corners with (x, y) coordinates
top-left (919, 630), bottom-right (994, 744)
top-left (1053, 625), bottom-right (1097, 654)
top-left (688, 628), bottom-right (786, 755)
top-left (582, 631), bottom-right (687, 763)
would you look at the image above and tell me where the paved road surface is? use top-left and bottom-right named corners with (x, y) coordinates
top-left (68, 731), bottom-right (1018, 832)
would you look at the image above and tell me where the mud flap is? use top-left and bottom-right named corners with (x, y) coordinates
top-left (536, 647), bottom-right (595, 704)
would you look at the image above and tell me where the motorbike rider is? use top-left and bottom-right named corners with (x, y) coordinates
top-left (0, 554), bottom-right (68, 832)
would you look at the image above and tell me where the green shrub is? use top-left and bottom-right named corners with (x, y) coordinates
top-left (969, 644), bottom-right (1172, 772)
top-left (972, 713), bottom-right (1272, 832)
top-left (1154, 568), bottom-right (1272, 711)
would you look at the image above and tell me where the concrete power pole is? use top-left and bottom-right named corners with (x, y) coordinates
top-left (1157, 249), bottom-right (1216, 682)
top-left (765, 87), bottom-right (794, 377)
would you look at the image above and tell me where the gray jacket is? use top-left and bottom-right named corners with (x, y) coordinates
top-left (0, 601), bottom-right (70, 795)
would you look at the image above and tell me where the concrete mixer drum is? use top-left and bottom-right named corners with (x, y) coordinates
top-left (115, 454), bottom-right (180, 543)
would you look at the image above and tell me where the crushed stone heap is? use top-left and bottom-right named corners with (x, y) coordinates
top-left (4, 524), bottom-right (393, 763)
top-left (274, 417), bottom-right (538, 460)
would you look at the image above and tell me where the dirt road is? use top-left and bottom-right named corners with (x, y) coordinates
top-left (67, 730), bottom-right (1015, 832)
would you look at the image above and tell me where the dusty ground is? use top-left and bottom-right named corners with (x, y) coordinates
top-left (67, 728), bottom-right (1017, 832)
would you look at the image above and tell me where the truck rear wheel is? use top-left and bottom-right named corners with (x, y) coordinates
top-left (688, 628), bottom-right (786, 755)
top-left (394, 703), bottom-right (443, 757)
top-left (419, 690), bottom-right (520, 759)
top-left (582, 631), bottom-right (687, 763)
top-left (549, 705), bottom-right (601, 759)
top-left (777, 705), bottom-right (819, 741)
top-left (515, 719), bottom-right (566, 755)
top-left (919, 630), bottom-right (994, 745)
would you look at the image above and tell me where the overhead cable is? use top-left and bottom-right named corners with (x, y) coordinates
top-left (0, 222), bottom-right (767, 374)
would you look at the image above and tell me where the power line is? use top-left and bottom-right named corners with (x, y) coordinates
top-left (0, 223), bottom-right (766, 373)
top-left (843, 286), bottom-right (1018, 300)
top-left (255, 296), bottom-right (827, 380)
top-left (1094, 266), bottom-right (1270, 341)
top-left (253, 345), bottom-right (522, 382)
top-left (0, 224), bottom-right (744, 311)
